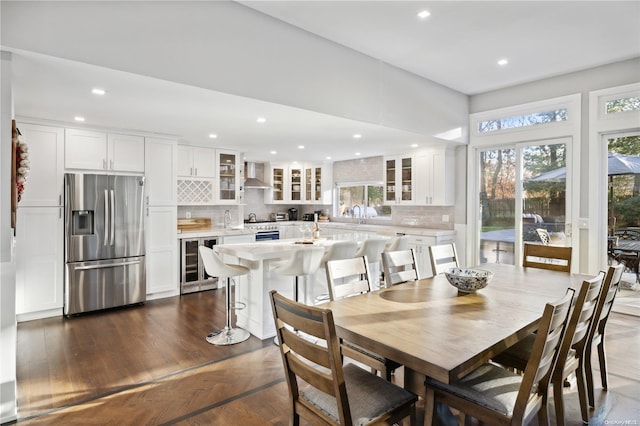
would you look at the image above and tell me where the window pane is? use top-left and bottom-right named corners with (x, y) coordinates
top-left (478, 109), bottom-right (567, 133)
top-left (479, 149), bottom-right (516, 264)
top-left (522, 143), bottom-right (567, 246)
top-left (605, 96), bottom-right (640, 114)
top-left (337, 184), bottom-right (391, 218)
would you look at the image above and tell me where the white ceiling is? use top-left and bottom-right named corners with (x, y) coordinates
top-left (9, 1), bottom-right (640, 163)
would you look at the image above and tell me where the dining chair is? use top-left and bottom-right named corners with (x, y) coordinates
top-left (492, 274), bottom-right (604, 424)
top-left (522, 242), bottom-right (572, 272)
top-left (428, 243), bottom-right (459, 276)
top-left (423, 288), bottom-right (574, 426)
top-left (381, 249), bottom-right (419, 286)
top-left (585, 264), bottom-right (624, 408)
top-left (325, 256), bottom-right (402, 381)
top-left (269, 290), bottom-right (417, 426)
top-left (199, 246), bottom-right (250, 345)
top-left (314, 240), bottom-right (358, 304)
top-left (536, 228), bottom-right (551, 245)
top-left (354, 238), bottom-right (388, 290)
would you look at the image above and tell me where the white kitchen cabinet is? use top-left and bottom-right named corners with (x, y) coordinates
top-left (415, 148), bottom-right (456, 206)
top-left (18, 123), bottom-right (64, 207)
top-left (215, 149), bottom-right (241, 204)
top-left (406, 233), bottom-right (457, 278)
top-left (145, 206), bottom-right (178, 297)
top-left (304, 163), bottom-right (333, 204)
top-left (15, 206), bottom-right (64, 320)
top-left (65, 128), bottom-right (144, 172)
top-left (108, 133), bottom-right (145, 172)
top-left (145, 138), bottom-right (177, 206)
top-left (265, 164), bottom-right (286, 204)
top-left (383, 155), bottom-right (415, 205)
top-left (406, 235), bottom-right (436, 279)
top-left (177, 145), bottom-right (216, 178)
top-left (289, 165), bottom-right (303, 202)
top-left (145, 138), bottom-right (179, 298)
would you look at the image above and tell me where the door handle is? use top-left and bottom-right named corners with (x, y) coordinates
top-left (110, 189), bottom-right (115, 245)
top-left (75, 260), bottom-right (142, 271)
top-left (104, 189), bottom-right (109, 246)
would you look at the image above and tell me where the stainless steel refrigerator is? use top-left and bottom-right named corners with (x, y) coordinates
top-left (64, 173), bottom-right (146, 315)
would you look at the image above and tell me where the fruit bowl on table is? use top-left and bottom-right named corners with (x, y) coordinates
top-left (444, 268), bottom-right (493, 293)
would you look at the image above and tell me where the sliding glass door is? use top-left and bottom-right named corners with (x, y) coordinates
top-left (477, 138), bottom-right (570, 266)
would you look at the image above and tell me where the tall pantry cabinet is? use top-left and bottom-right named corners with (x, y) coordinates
top-left (144, 138), bottom-right (179, 298)
top-left (14, 123), bottom-right (65, 321)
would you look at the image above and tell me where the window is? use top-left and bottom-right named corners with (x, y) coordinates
top-left (605, 96), bottom-right (640, 114)
top-left (478, 108), bottom-right (567, 133)
top-left (336, 183), bottom-right (391, 219)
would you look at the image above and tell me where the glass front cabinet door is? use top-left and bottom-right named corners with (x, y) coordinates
top-left (216, 150), bottom-right (240, 204)
top-left (384, 155), bottom-right (414, 205)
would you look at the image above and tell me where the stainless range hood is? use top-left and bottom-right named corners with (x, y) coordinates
top-left (244, 162), bottom-right (271, 189)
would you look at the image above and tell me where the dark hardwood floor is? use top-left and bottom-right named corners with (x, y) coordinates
top-left (10, 287), bottom-right (640, 425)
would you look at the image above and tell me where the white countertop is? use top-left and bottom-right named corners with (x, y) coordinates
top-left (177, 227), bottom-right (256, 239)
top-left (215, 235), bottom-right (386, 262)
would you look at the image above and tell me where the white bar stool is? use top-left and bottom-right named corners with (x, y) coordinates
top-left (199, 246), bottom-right (251, 346)
top-left (354, 238), bottom-right (388, 290)
top-left (272, 246), bottom-right (325, 305)
top-left (315, 240), bottom-right (358, 303)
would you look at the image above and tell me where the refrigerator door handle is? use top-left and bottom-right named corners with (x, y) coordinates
top-left (110, 189), bottom-right (115, 245)
top-left (103, 189), bottom-right (110, 246)
top-left (74, 260), bottom-right (142, 271)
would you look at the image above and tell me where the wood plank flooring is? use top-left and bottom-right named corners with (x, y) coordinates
top-left (12, 288), bottom-right (640, 425)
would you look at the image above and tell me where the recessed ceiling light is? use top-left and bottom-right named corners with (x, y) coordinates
top-left (256, 117), bottom-right (267, 123)
top-left (326, 156), bottom-right (332, 160)
top-left (298, 145), bottom-right (305, 150)
top-left (411, 143), bottom-right (419, 148)
top-left (208, 133), bottom-right (217, 139)
top-left (270, 150), bottom-right (277, 155)
top-left (353, 134), bottom-right (362, 139)
top-left (417, 10), bottom-right (431, 19)
top-left (91, 88), bottom-right (106, 95)
top-left (74, 116), bottom-right (85, 122)
top-left (497, 58), bottom-right (509, 66)
top-left (355, 152), bottom-right (361, 156)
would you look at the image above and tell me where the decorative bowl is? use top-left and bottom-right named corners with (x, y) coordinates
top-left (444, 268), bottom-right (493, 293)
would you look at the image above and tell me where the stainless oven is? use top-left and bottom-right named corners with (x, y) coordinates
top-left (180, 237), bottom-right (218, 294)
top-left (246, 222), bottom-right (280, 241)
top-left (255, 229), bottom-right (280, 241)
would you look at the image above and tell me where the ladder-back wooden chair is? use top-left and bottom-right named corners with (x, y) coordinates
top-left (270, 290), bottom-right (417, 425)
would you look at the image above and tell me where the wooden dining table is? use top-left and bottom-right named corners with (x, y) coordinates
top-left (322, 263), bottom-right (590, 395)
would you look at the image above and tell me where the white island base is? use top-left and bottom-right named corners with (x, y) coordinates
top-left (216, 241), bottom-right (331, 340)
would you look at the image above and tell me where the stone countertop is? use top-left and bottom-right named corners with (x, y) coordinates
top-left (215, 236), bottom-right (387, 262)
top-left (280, 221), bottom-right (456, 238)
top-left (177, 227), bottom-right (256, 239)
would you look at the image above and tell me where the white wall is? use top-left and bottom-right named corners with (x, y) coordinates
top-left (0, 1), bottom-right (468, 140)
top-left (0, 50), bottom-right (17, 424)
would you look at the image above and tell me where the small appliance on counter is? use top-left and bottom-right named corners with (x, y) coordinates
top-left (270, 212), bottom-right (288, 221)
top-left (288, 208), bottom-right (298, 221)
top-left (302, 213), bottom-right (315, 221)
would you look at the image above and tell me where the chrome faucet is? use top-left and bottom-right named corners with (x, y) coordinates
top-left (224, 209), bottom-right (231, 229)
top-left (352, 204), bottom-right (363, 224)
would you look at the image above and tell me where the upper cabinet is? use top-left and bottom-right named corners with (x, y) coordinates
top-left (65, 129), bottom-right (144, 172)
top-left (266, 162), bottom-right (332, 204)
top-left (176, 145), bottom-right (241, 205)
top-left (414, 147), bottom-right (456, 206)
top-left (304, 163), bottom-right (332, 204)
top-left (18, 123), bottom-right (64, 207)
top-left (383, 155), bottom-right (415, 205)
top-left (215, 149), bottom-right (241, 204)
top-left (177, 145), bottom-right (216, 178)
top-left (145, 138), bottom-right (177, 206)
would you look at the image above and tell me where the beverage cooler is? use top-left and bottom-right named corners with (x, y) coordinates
top-left (180, 237), bottom-right (218, 294)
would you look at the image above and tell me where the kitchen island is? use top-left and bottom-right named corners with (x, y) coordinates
top-left (215, 236), bottom-right (382, 339)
